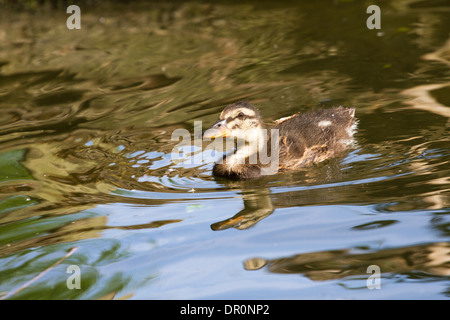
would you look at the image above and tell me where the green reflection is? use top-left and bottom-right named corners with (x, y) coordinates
top-left (0, 149), bottom-right (33, 182)
top-left (0, 195), bottom-right (39, 215)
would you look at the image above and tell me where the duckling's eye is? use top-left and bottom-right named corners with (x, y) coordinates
top-left (238, 112), bottom-right (245, 119)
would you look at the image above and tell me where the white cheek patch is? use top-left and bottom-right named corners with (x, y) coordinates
top-left (318, 120), bottom-right (332, 128)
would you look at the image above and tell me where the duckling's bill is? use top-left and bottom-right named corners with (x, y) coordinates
top-left (202, 120), bottom-right (231, 139)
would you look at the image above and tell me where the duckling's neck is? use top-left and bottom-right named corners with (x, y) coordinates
top-left (226, 129), bottom-right (266, 166)
top-left (213, 128), bottom-right (279, 180)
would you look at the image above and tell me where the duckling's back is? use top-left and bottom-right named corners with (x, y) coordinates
top-left (273, 106), bottom-right (356, 169)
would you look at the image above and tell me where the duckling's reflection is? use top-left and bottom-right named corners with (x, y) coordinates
top-left (209, 159), bottom-right (351, 231)
top-left (211, 187), bottom-right (274, 231)
top-left (244, 242), bottom-right (450, 280)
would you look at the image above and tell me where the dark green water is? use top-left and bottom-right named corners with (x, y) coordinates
top-left (0, 0), bottom-right (449, 299)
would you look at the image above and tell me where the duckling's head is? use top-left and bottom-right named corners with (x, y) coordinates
top-left (203, 101), bottom-right (264, 141)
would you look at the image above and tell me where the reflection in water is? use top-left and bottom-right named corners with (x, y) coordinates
top-left (0, 214), bottom-right (180, 258)
top-left (244, 242), bottom-right (450, 281)
top-left (211, 188), bottom-right (274, 230)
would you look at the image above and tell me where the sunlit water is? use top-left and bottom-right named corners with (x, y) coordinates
top-left (0, 1), bottom-right (449, 299)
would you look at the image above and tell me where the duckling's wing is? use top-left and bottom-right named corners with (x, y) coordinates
top-left (278, 136), bottom-right (330, 170)
top-left (300, 144), bottom-right (330, 166)
top-left (277, 134), bottom-right (311, 170)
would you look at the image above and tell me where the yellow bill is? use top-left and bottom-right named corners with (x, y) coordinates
top-left (202, 120), bottom-right (231, 139)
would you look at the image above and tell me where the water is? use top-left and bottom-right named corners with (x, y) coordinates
top-left (0, 0), bottom-right (449, 299)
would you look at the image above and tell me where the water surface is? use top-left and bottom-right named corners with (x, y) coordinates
top-left (0, 0), bottom-right (449, 299)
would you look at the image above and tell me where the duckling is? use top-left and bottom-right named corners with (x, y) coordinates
top-left (202, 101), bottom-right (357, 180)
